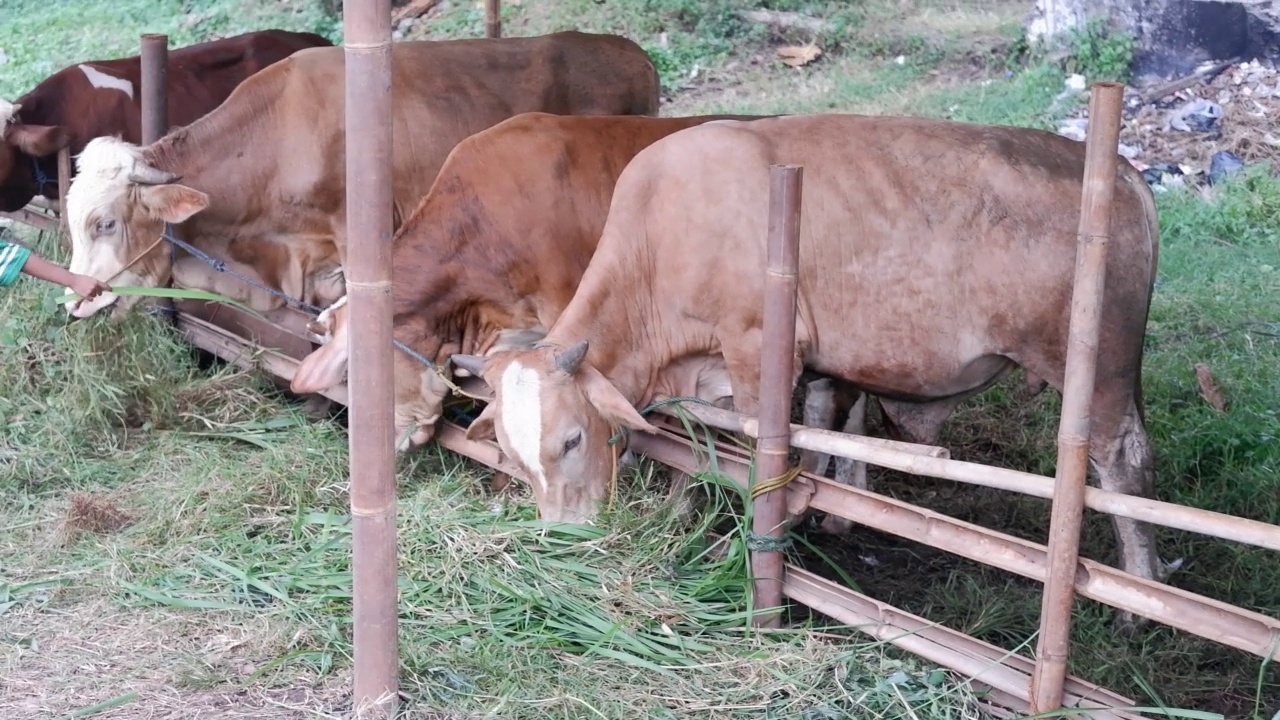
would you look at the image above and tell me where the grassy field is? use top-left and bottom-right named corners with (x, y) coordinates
top-left (2, 0), bottom-right (1278, 717)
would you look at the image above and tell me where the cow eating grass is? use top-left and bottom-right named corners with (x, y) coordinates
top-left (59, 32), bottom-right (661, 321)
top-left (452, 113), bottom-right (1168, 630)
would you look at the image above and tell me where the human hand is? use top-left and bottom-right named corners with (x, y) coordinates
top-left (68, 273), bottom-right (112, 303)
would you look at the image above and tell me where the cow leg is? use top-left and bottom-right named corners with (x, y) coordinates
top-left (800, 378), bottom-right (839, 477)
top-left (1086, 376), bottom-right (1165, 633)
top-left (820, 392), bottom-right (870, 536)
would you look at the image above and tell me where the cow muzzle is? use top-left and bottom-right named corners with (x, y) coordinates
top-left (65, 290), bottom-right (120, 320)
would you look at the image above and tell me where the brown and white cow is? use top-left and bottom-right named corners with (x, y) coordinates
top-left (451, 114), bottom-right (1166, 597)
top-left (60, 31), bottom-right (660, 319)
top-left (287, 111), bottom-right (868, 518)
top-left (0, 30), bottom-right (332, 213)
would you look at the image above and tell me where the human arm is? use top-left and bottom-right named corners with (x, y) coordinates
top-left (0, 239), bottom-right (111, 300)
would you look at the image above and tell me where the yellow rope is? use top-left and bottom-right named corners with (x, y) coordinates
top-left (750, 464), bottom-right (803, 500)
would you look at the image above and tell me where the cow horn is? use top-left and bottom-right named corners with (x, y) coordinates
top-left (554, 340), bottom-right (589, 375)
top-left (451, 354), bottom-right (487, 377)
top-left (128, 167), bottom-right (180, 185)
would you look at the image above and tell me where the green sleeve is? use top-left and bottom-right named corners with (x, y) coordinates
top-left (0, 239), bottom-right (32, 287)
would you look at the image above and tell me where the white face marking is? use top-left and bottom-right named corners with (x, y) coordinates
top-left (0, 99), bottom-right (19, 128)
top-left (63, 136), bottom-right (155, 316)
top-left (500, 360), bottom-right (547, 493)
top-left (78, 65), bottom-right (135, 99)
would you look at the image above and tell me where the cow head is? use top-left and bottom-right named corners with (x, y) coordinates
top-left (0, 100), bottom-right (71, 212)
top-left (63, 136), bottom-right (209, 318)
top-left (451, 340), bottom-right (658, 524)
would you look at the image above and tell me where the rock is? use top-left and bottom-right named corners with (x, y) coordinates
top-left (1065, 73), bottom-right (1087, 91)
top-left (1118, 143), bottom-right (1141, 159)
top-left (1208, 151), bottom-right (1246, 185)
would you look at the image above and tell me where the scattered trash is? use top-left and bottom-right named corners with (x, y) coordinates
top-left (1057, 117), bottom-right (1088, 142)
top-left (894, 55), bottom-right (906, 65)
top-left (1166, 98), bottom-right (1224, 132)
top-left (1065, 73), bottom-right (1086, 92)
top-left (1057, 58), bottom-right (1279, 191)
top-left (1208, 150), bottom-right (1246, 185)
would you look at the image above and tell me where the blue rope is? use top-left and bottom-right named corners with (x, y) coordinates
top-left (157, 223), bottom-right (442, 371)
top-left (30, 156), bottom-right (52, 191)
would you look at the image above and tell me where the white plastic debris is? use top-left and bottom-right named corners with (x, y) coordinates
top-left (1065, 73), bottom-right (1086, 91)
top-left (1056, 117), bottom-right (1088, 142)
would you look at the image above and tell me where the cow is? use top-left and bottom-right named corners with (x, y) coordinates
top-left (285, 111), bottom-right (868, 517)
top-left (59, 31), bottom-right (660, 321)
top-left (0, 30), bottom-right (332, 213)
top-left (449, 113), bottom-right (1166, 616)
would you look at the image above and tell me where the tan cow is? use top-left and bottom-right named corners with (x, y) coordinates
top-left (286, 112), bottom-right (868, 515)
top-left (60, 31), bottom-right (659, 320)
top-left (451, 114), bottom-right (1165, 601)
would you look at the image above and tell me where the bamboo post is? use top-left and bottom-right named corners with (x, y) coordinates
top-left (344, 0), bottom-right (399, 716)
top-left (140, 34), bottom-right (169, 144)
top-left (1029, 81), bottom-right (1125, 713)
top-left (751, 164), bottom-right (803, 628)
top-left (485, 0), bottom-right (501, 38)
top-left (56, 146), bottom-right (70, 250)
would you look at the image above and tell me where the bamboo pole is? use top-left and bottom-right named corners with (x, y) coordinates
top-left (485, 0), bottom-right (501, 38)
top-left (751, 164), bottom-right (803, 628)
top-left (344, 0), bottom-right (398, 715)
top-left (140, 34), bottom-right (168, 144)
top-left (653, 403), bottom-right (1280, 552)
top-left (56, 147), bottom-right (70, 249)
top-left (1029, 81), bottom-right (1126, 714)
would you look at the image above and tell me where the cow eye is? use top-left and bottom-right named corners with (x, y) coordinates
top-left (563, 432), bottom-right (582, 455)
top-left (95, 219), bottom-right (116, 235)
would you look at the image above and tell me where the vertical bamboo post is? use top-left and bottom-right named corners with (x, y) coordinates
top-left (1028, 81), bottom-right (1125, 713)
top-left (485, 0), bottom-right (501, 38)
top-left (56, 147), bottom-right (71, 250)
top-left (751, 164), bottom-right (803, 629)
top-left (344, 0), bottom-right (398, 716)
top-left (140, 34), bottom-right (169, 144)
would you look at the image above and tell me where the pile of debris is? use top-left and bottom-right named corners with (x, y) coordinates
top-left (1057, 59), bottom-right (1279, 192)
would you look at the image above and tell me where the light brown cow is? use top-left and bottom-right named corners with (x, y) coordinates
top-left (289, 115), bottom-right (757, 439)
top-left (286, 112), bottom-right (867, 514)
top-left (60, 31), bottom-right (659, 319)
top-left (452, 114), bottom-right (1165, 602)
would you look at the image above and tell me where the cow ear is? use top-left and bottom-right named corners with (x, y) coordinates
top-left (6, 124), bottom-right (71, 158)
top-left (138, 184), bottom-right (209, 223)
top-left (582, 366), bottom-right (659, 434)
top-left (465, 402), bottom-right (498, 442)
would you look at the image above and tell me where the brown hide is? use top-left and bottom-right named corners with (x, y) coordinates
top-left (63, 32), bottom-right (662, 319)
top-left (0, 30), bottom-right (331, 211)
top-left (290, 112), bottom-right (758, 450)
top-left (464, 114), bottom-right (1166, 585)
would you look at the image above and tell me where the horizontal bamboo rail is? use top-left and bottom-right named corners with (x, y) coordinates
top-left (656, 402), bottom-right (1280, 553)
top-left (629, 422), bottom-right (1280, 661)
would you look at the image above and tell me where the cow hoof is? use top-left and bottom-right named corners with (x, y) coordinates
top-left (1110, 610), bottom-right (1150, 638)
top-left (301, 395), bottom-right (334, 420)
top-left (819, 514), bottom-right (854, 536)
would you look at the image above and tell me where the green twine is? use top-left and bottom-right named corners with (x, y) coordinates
top-left (745, 531), bottom-right (794, 553)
